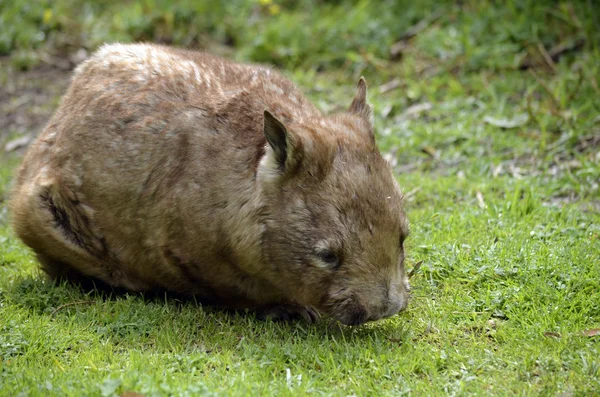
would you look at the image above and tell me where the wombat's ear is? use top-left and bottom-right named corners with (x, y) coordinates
top-left (348, 77), bottom-right (374, 131)
top-left (262, 110), bottom-right (302, 174)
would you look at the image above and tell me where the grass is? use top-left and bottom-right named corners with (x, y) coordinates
top-left (1, 0), bottom-right (600, 395)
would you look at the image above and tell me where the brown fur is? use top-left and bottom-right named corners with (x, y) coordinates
top-left (9, 43), bottom-right (410, 325)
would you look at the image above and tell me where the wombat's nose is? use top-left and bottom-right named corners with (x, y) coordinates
top-left (381, 299), bottom-right (403, 319)
top-left (380, 287), bottom-right (409, 319)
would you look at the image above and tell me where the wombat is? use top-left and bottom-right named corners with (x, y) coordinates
top-left (9, 43), bottom-right (410, 325)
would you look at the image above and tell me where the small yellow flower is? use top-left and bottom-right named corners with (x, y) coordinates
top-left (43, 9), bottom-right (53, 24)
top-left (259, 0), bottom-right (272, 5)
top-left (268, 4), bottom-right (280, 15)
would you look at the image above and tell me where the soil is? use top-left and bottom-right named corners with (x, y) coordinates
top-left (1, 61), bottom-right (72, 153)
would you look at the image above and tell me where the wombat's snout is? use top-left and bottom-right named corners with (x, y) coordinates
top-left (369, 280), bottom-right (410, 323)
top-left (380, 284), bottom-right (410, 319)
top-left (330, 278), bottom-right (410, 326)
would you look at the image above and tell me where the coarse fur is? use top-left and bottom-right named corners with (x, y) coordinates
top-left (9, 43), bottom-right (410, 325)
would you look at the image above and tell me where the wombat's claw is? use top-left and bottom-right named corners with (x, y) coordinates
top-left (257, 304), bottom-right (321, 323)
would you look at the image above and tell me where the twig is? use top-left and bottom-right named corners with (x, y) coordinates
top-left (379, 78), bottom-right (402, 94)
top-left (399, 10), bottom-right (444, 41)
top-left (51, 300), bottom-right (94, 316)
top-left (394, 163), bottom-right (420, 174)
top-left (358, 49), bottom-right (388, 72)
top-left (390, 10), bottom-right (444, 58)
top-left (566, 69), bottom-right (584, 103)
top-left (537, 42), bottom-right (557, 73)
top-left (525, 90), bottom-right (537, 127)
top-left (528, 69), bottom-right (561, 115)
top-left (591, 75), bottom-right (600, 95)
top-left (404, 187), bottom-right (422, 200)
top-left (451, 311), bottom-right (487, 315)
top-left (547, 37), bottom-right (586, 59)
top-left (519, 37), bottom-right (586, 70)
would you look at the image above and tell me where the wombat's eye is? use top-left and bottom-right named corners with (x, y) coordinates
top-left (316, 250), bottom-right (340, 268)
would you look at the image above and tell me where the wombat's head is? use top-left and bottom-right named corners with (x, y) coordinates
top-left (258, 78), bottom-right (409, 325)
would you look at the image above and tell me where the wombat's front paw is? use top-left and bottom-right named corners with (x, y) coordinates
top-left (257, 304), bottom-right (321, 323)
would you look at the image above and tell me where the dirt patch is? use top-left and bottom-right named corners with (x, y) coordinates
top-left (0, 61), bottom-right (72, 149)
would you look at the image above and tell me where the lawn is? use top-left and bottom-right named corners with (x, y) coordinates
top-left (1, 0), bottom-right (599, 396)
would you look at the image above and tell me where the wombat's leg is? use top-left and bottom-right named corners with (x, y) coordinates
top-left (256, 304), bottom-right (321, 323)
top-left (36, 253), bottom-right (89, 283)
top-left (11, 181), bottom-right (113, 287)
top-left (34, 253), bottom-right (115, 292)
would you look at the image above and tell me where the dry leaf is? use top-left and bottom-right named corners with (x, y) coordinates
top-left (557, 389), bottom-right (574, 397)
top-left (543, 331), bottom-right (561, 338)
top-left (492, 164), bottom-right (503, 177)
top-left (476, 190), bottom-right (487, 209)
top-left (408, 260), bottom-right (423, 279)
top-left (421, 145), bottom-right (439, 159)
top-left (483, 114), bottom-right (528, 129)
top-left (383, 147), bottom-right (399, 168)
top-left (121, 392), bottom-right (146, 397)
top-left (379, 78), bottom-right (401, 94)
top-left (583, 329), bottom-right (600, 337)
top-left (390, 41), bottom-right (409, 58)
top-left (400, 102), bottom-right (432, 119)
top-left (69, 48), bottom-right (89, 65)
top-left (5, 135), bottom-right (32, 152)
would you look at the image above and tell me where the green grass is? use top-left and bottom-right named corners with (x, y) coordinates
top-left (1, 0), bottom-right (600, 396)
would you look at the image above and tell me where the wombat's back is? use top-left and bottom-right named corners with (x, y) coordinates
top-left (9, 43), bottom-right (316, 295)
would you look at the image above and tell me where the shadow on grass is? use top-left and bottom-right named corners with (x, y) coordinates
top-left (6, 274), bottom-right (413, 348)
